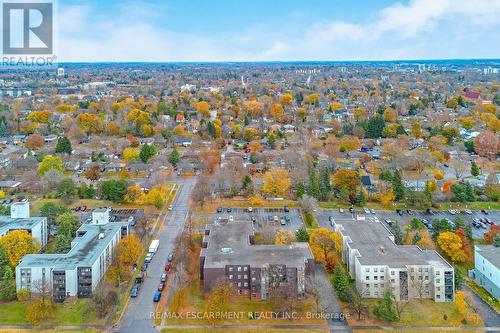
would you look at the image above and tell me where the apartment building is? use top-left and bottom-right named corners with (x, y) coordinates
top-left (16, 219), bottom-right (129, 302)
top-left (332, 219), bottom-right (454, 302)
top-left (0, 202), bottom-right (48, 249)
top-left (200, 222), bottom-right (315, 300)
top-left (470, 245), bottom-right (500, 299)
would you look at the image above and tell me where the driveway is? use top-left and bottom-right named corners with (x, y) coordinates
top-left (115, 177), bottom-right (196, 333)
top-left (464, 285), bottom-right (500, 327)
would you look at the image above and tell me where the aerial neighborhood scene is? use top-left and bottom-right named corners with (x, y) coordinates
top-left (0, 1), bottom-right (499, 333)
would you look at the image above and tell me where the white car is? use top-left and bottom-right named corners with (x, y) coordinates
top-left (464, 209), bottom-right (472, 215)
top-left (168, 205), bottom-right (173, 211)
top-left (364, 208), bottom-right (370, 214)
top-left (448, 209), bottom-right (457, 215)
top-left (339, 208), bottom-right (344, 213)
top-left (373, 217), bottom-right (380, 223)
top-left (370, 209), bottom-right (376, 214)
top-left (128, 216), bottom-right (134, 222)
top-left (248, 207), bottom-right (253, 212)
top-left (229, 215), bottom-right (234, 222)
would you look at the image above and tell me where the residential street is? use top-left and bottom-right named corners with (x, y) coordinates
top-left (115, 177), bottom-right (196, 333)
top-left (463, 285), bottom-right (500, 327)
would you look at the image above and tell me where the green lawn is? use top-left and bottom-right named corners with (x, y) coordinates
top-left (466, 280), bottom-right (500, 312)
top-left (0, 299), bottom-right (105, 326)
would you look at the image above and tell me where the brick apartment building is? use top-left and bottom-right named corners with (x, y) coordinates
top-left (200, 222), bottom-right (315, 300)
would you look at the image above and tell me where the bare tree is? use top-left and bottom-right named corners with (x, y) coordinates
top-left (299, 194), bottom-right (317, 212)
top-left (348, 287), bottom-right (369, 320)
top-left (450, 159), bottom-right (467, 180)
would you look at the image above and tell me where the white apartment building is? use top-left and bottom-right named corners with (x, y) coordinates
top-left (332, 219), bottom-right (454, 302)
top-left (470, 245), bottom-right (500, 299)
top-left (0, 202), bottom-right (48, 249)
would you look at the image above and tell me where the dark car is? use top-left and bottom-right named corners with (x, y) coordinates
top-left (407, 209), bottom-right (414, 215)
top-left (135, 273), bottom-right (144, 284)
top-left (130, 284), bottom-right (140, 297)
top-left (74, 206), bottom-right (81, 212)
top-left (284, 205), bottom-right (290, 213)
top-left (396, 209), bottom-right (403, 216)
top-left (153, 291), bottom-right (161, 302)
top-left (426, 208), bottom-right (434, 215)
top-left (158, 282), bottom-right (165, 291)
top-left (167, 253), bottom-right (173, 262)
top-left (482, 209), bottom-right (489, 215)
top-left (227, 207), bottom-right (232, 213)
top-left (217, 207), bottom-right (223, 213)
top-left (349, 207), bottom-right (354, 213)
top-left (141, 263), bottom-right (148, 272)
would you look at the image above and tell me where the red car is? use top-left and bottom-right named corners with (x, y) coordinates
top-left (164, 262), bottom-right (171, 272)
top-left (158, 282), bottom-right (165, 291)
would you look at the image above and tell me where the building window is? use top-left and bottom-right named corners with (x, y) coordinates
top-left (238, 282), bottom-right (241, 287)
top-left (229, 267), bottom-right (233, 272)
top-left (374, 268), bottom-right (378, 273)
top-left (436, 271), bottom-right (440, 276)
top-left (244, 267), bottom-right (248, 271)
top-left (229, 275), bottom-right (233, 280)
top-left (374, 284), bottom-right (378, 288)
top-left (381, 284), bottom-right (384, 288)
top-left (380, 268), bottom-right (384, 272)
top-left (436, 295), bottom-right (440, 299)
top-left (391, 279), bottom-right (395, 283)
top-left (366, 284), bottom-right (370, 288)
top-left (244, 282), bottom-right (248, 287)
top-left (365, 268), bottom-right (370, 272)
top-left (237, 267), bottom-right (241, 272)
top-left (380, 276), bottom-right (384, 280)
top-left (374, 276), bottom-right (378, 280)
top-left (436, 279), bottom-right (440, 283)
top-left (244, 275), bottom-right (248, 279)
top-left (366, 276), bottom-right (369, 280)
top-left (391, 271), bottom-right (395, 276)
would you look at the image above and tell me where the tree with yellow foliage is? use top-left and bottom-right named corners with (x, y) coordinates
top-left (274, 229), bottom-right (296, 245)
top-left (280, 92), bottom-right (293, 106)
top-left (309, 228), bottom-right (342, 264)
top-left (248, 194), bottom-right (264, 206)
top-left (383, 108), bottom-right (398, 123)
top-left (243, 100), bottom-right (264, 117)
top-left (25, 299), bottom-right (53, 325)
top-left (55, 103), bottom-right (76, 113)
top-left (173, 124), bottom-right (186, 137)
top-left (332, 168), bottom-right (360, 195)
top-left (339, 135), bottom-right (361, 155)
top-left (268, 103), bottom-right (284, 120)
top-left (124, 184), bottom-right (144, 203)
top-left (411, 121), bottom-right (422, 138)
top-left (404, 229), bottom-right (435, 249)
top-left (243, 128), bottom-right (259, 141)
top-left (123, 147), bottom-right (140, 161)
top-left (262, 168), bottom-right (291, 198)
top-left (27, 110), bottom-right (51, 124)
top-left (107, 121), bottom-right (119, 136)
top-left (248, 140), bottom-right (263, 153)
top-left (297, 107), bottom-right (308, 122)
top-left (329, 102), bottom-right (344, 111)
top-left (0, 230), bottom-right (40, 267)
top-left (305, 93), bottom-right (319, 105)
top-left (377, 188), bottom-right (395, 207)
top-left (437, 231), bottom-right (467, 263)
top-left (196, 101), bottom-right (210, 117)
top-left (354, 107), bottom-right (366, 121)
top-left (77, 113), bottom-right (103, 134)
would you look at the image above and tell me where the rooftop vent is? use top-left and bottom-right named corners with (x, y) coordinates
top-left (379, 245), bottom-right (386, 254)
top-left (98, 233), bottom-right (105, 240)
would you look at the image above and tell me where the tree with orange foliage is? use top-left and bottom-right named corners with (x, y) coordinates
top-left (474, 130), bottom-right (498, 159)
top-left (268, 103), bottom-right (284, 120)
top-left (455, 228), bottom-right (473, 262)
top-left (484, 225), bottom-right (500, 244)
top-left (25, 134), bottom-right (45, 150)
top-left (200, 149), bottom-right (221, 173)
top-left (196, 101), bottom-right (210, 117)
top-left (248, 140), bottom-right (263, 153)
top-left (442, 180), bottom-right (454, 193)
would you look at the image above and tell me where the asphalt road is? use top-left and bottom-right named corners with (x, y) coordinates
top-left (115, 177), bottom-right (196, 333)
top-left (317, 208), bottom-right (498, 239)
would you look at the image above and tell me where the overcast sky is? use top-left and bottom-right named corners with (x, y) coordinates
top-left (57, 0), bottom-right (500, 62)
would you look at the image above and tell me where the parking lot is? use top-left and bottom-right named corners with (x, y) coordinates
top-left (193, 206), bottom-right (305, 233)
top-left (316, 208), bottom-right (498, 240)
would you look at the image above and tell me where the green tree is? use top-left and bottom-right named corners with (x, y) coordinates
top-left (332, 264), bottom-right (350, 301)
top-left (454, 266), bottom-right (464, 290)
top-left (296, 182), bottom-right (305, 199)
top-left (168, 148), bottom-right (180, 166)
top-left (319, 167), bottom-right (332, 200)
top-left (55, 136), bottom-right (72, 155)
top-left (100, 180), bottom-right (128, 203)
top-left (57, 178), bottom-right (77, 200)
top-left (139, 144), bottom-right (157, 163)
top-left (471, 161), bottom-right (480, 177)
top-left (373, 289), bottom-right (399, 322)
top-left (295, 227), bottom-right (309, 242)
top-left (39, 203), bottom-right (69, 227)
top-left (390, 222), bottom-right (404, 245)
top-left (391, 170), bottom-right (405, 201)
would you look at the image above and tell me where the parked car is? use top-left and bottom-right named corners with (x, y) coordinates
top-left (396, 209), bottom-right (403, 216)
top-left (229, 215), bottom-right (234, 222)
top-left (141, 263), bottom-right (148, 272)
top-left (280, 219), bottom-right (286, 226)
top-left (273, 216), bottom-right (278, 222)
top-left (135, 273), bottom-right (144, 284)
top-left (217, 207), bottom-right (223, 213)
top-left (373, 217), bottom-right (380, 223)
top-left (158, 282), bottom-right (165, 291)
top-left (370, 209), bottom-right (376, 214)
top-left (267, 215), bottom-right (273, 222)
top-left (482, 209), bottom-right (489, 215)
top-left (473, 218), bottom-right (480, 223)
top-left (248, 207), bottom-right (253, 212)
top-left (168, 205), bottom-right (173, 211)
top-left (153, 291), bottom-right (161, 302)
top-left (144, 253), bottom-right (153, 263)
top-left (284, 205), bottom-right (290, 212)
top-left (161, 273), bottom-right (167, 282)
top-left (167, 253), bottom-right (173, 262)
top-left (363, 208), bottom-right (370, 214)
top-left (164, 262), bottom-right (171, 272)
top-left (339, 208), bottom-right (344, 213)
top-left (426, 208), bottom-right (434, 215)
top-left (284, 215), bottom-right (290, 223)
top-left (227, 208), bottom-right (232, 213)
top-left (407, 209), bottom-right (414, 215)
top-left (448, 209), bottom-right (457, 215)
top-left (463, 209), bottom-right (472, 215)
top-left (130, 284), bottom-right (140, 297)
top-left (384, 219), bottom-right (393, 225)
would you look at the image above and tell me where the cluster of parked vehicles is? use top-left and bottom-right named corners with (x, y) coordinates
top-left (0, 199), bottom-right (14, 205)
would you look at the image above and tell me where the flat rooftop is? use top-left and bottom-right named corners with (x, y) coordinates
top-left (475, 245), bottom-right (500, 268)
top-left (201, 222), bottom-right (313, 269)
top-left (17, 222), bottom-right (128, 270)
top-left (336, 220), bottom-right (452, 269)
top-left (0, 215), bottom-right (45, 235)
